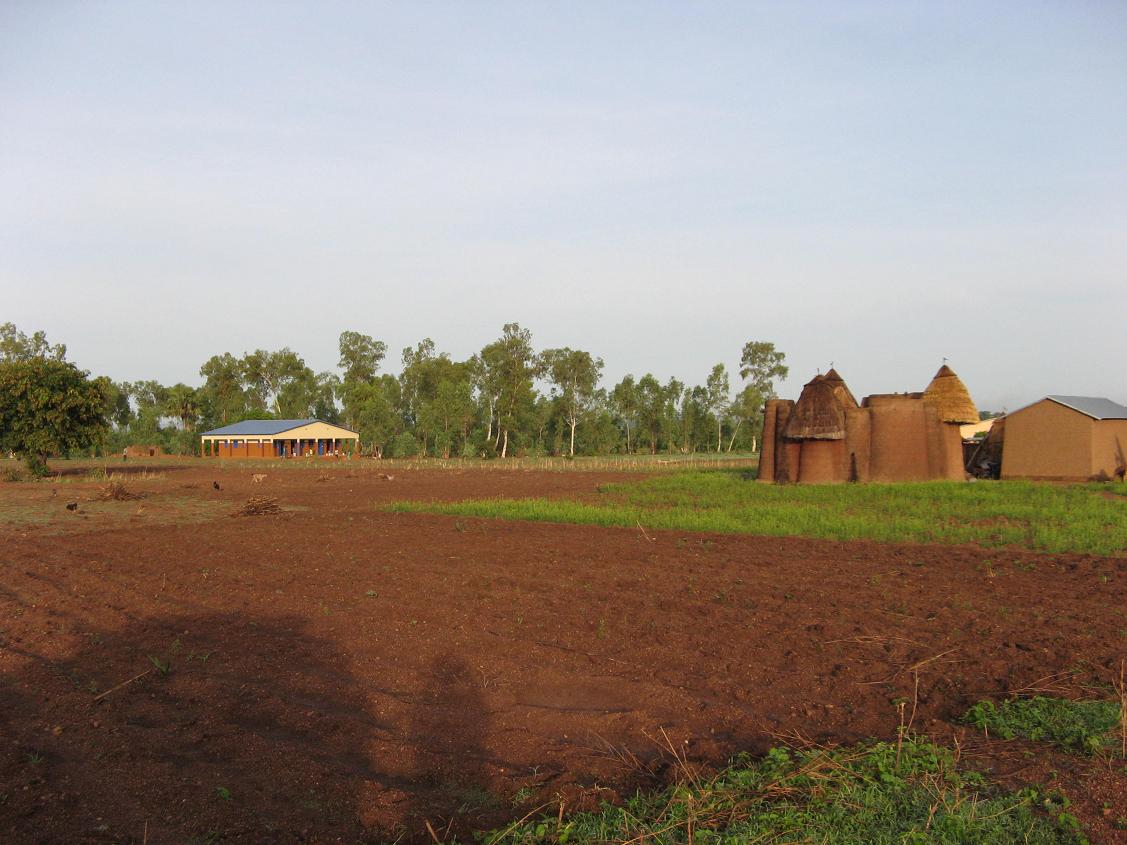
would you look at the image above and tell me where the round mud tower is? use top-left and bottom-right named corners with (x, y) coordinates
top-left (797, 439), bottom-right (846, 484)
top-left (759, 400), bottom-right (780, 482)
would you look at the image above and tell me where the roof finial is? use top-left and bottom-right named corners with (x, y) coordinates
top-left (942, 356), bottom-right (948, 364)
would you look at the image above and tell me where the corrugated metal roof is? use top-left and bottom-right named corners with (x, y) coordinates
top-left (200, 419), bottom-right (316, 436)
top-left (1045, 396), bottom-right (1127, 420)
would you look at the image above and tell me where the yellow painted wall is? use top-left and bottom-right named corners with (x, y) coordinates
top-left (275, 421), bottom-right (358, 442)
top-left (1001, 399), bottom-right (1093, 480)
top-left (201, 421), bottom-right (357, 443)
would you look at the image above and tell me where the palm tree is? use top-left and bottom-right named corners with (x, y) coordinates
top-left (164, 383), bottom-right (200, 432)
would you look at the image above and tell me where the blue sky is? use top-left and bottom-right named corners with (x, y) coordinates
top-left (2, 1), bottom-right (1124, 410)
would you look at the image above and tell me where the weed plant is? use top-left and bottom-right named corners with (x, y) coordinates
top-left (963, 696), bottom-right (1122, 755)
top-left (390, 472), bottom-right (1127, 555)
top-left (484, 739), bottom-right (1084, 844)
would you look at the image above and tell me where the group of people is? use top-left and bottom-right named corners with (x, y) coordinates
top-left (282, 447), bottom-right (353, 459)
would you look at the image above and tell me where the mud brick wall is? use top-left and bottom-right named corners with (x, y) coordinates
top-left (1002, 399), bottom-right (1093, 480)
top-left (867, 395), bottom-right (931, 481)
top-left (797, 439), bottom-right (846, 483)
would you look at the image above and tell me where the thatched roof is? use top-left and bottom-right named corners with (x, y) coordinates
top-left (782, 375), bottom-right (846, 440)
top-left (923, 365), bottom-right (978, 424)
top-left (822, 368), bottom-right (858, 409)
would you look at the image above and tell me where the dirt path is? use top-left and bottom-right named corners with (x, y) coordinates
top-left (2, 465), bottom-right (1125, 843)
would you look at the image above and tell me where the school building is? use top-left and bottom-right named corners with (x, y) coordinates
top-left (200, 419), bottom-right (360, 459)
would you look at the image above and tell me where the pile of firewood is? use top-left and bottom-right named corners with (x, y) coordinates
top-left (232, 495), bottom-right (282, 516)
top-left (98, 480), bottom-right (141, 501)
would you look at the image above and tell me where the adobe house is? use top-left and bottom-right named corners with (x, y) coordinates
top-left (759, 365), bottom-right (978, 484)
top-left (123, 444), bottom-right (164, 458)
top-left (200, 419), bottom-right (359, 459)
top-left (1000, 396), bottom-right (1127, 481)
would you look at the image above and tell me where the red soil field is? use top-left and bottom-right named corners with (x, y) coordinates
top-left (2, 464), bottom-right (1125, 843)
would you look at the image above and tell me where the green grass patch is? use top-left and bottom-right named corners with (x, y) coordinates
top-left (387, 471), bottom-right (1127, 555)
top-left (45, 454), bottom-right (760, 474)
top-left (485, 739), bottom-right (1084, 844)
top-left (963, 696), bottom-right (1122, 755)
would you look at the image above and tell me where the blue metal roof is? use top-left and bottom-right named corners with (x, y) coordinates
top-left (200, 419), bottom-right (317, 436)
top-left (1045, 396), bottom-right (1127, 420)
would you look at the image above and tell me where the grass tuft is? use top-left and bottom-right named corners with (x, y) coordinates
top-left (963, 696), bottom-right (1122, 755)
top-left (484, 738), bottom-right (1084, 844)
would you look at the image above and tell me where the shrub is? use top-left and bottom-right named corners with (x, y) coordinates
top-left (387, 432), bottom-right (420, 459)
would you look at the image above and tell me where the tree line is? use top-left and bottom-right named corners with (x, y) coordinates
top-left (0, 321), bottom-right (788, 468)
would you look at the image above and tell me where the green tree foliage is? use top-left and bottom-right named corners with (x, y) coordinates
top-left (337, 330), bottom-right (387, 385)
top-left (102, 380), bottom-right (134, 430)
top-left (611, 375), bottom-right (640, 453)
top-left (735, 341), bottom-right (788, 454)
top-left (241, 348), bottom-right (312, 416)
top-left (163, 383), bottom-right (201, 432)
top-left (635, 374), bottom-right (685, 454)
top-left (0, 322), bottom-right (67, 362)
top-left (337, 332), bottom-right (387, 430)
top-left (727, 384), bottom-right (764, 451)
top-left (739, 340), bottom-right (788, 397)
top-left (540, 347), bottom-right (603, 456)
top-left (705, 363), bottom-right (731, 452)
top-left (479, 323), bottom-right (539, 458)
top-left (0, 358), bottom-right (107, 474)
top-left (199, 353), bottom-right (246, 425)
top-left (127, 380), bottom-right (169, 440)
top-left (421, 374), bottom-right (475, 458)
top-left (15, 320), bottom-right (787, 460)
top-left (351, 375), bottom-right (401, 457)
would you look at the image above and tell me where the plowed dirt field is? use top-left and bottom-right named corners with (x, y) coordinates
top-left (2, 463), bottom-right (1125, 843)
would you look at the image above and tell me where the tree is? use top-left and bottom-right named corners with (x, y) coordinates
top-left (611, 375), bottom-right (640, 454)
top-left (164, 384), bottom-right (201, 432)
top-left (704, 363), bottom-right (731, 452)
top-left (726, 385), bottom-right (764, 452)
top-left (739, 341), bottom-right (788, 397)
top-left (102, 380), bottom-right (134, 430)
top-left (421, 375), bottom-right (475, 458)
top-left (337, 333), bottom-right (387, 430)
top-left (240, 348), bottom-right (310, 416)
top-left (540, 347), bottom-right (604, 456)
top-left (478, 324), bottom-right (539, 458)
top-left (352, 375), bottom-right (401, 457)
top-left (0, 322), bottom-right (66, 362)
top-left (400, 339), bottom-right (447, 453)
top-left (312, 372), bottom-right (341, 423)
top-left (127, 380), bottom-right (170, 440)
top-left (679, 384), bottom-right (710, 453)
top-left (635, 376), bottom-right (667, 457)
top-left (467, 353), bottom-right (500, 448)
top-left (338, 331), bottom-right (387, 385)
top-left (199, 353), bottom-right (246, 425)
top-left (0, 358), bottom-right (107, 474)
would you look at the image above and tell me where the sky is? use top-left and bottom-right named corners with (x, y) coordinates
top-left (1, 1), bottom-right (1125, 412)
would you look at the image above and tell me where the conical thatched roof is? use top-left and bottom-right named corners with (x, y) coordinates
top-left (923, 365), bottom-right (978, 424)
top-left (823, 368), bottom-right (858, 409)
top-left (782, 375), bottom-right (846, 440)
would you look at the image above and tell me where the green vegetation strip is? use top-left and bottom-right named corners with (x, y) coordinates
top-left (964, 697), bottom-right (1123, 755)
top-left (485, 739), bottom-right (1084, 844)
top-left (388, 471), bottom-right (1127, 555)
